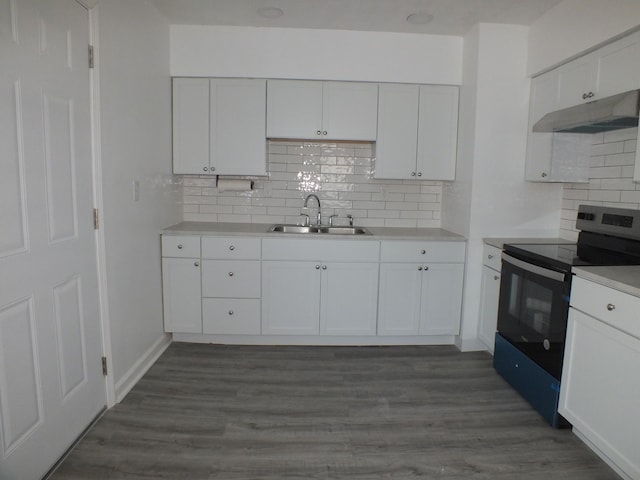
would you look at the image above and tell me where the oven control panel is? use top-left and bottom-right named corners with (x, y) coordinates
top-left (577, 205), bottom-right (640, 239)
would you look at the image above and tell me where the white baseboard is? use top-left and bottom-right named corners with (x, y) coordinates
top-left (455, 336), bottom-right (489, 352)
top-left (114, 333), bottom-right (172, 403)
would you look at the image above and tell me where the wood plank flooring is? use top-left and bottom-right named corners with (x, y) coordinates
top-left (50, 343), bottom-right (619, 479)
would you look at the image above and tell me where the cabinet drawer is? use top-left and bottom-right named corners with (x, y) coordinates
top-left (202, 260), bottom-right (260, 298)
top-left (571, 276), bottom-right (640, 339)
top-left (483, 245), bottom-right (502, 271)
top-left (380, 241), bottom-right (465, 263)
top-left (262, 238), bottom-right (379, 262)
top-left (201, 237), bottom-right (260, 260)
top-left (162, 235), bottom-right (200, 258)
top-left (202, 299), bottom-right (260, 335)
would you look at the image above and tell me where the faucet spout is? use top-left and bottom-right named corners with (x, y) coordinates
top-left (303, 194), bottom-right (322, 226)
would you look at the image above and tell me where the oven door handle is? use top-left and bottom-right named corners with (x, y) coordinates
top-left (501, 252), bottom-right (567, 282)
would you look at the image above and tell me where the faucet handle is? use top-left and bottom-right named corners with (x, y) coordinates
top-left (328, 214), bottom-right (338, 227)
top-left (299, 213), bottom-right (310, 226)
top-left (347, 214), bottom-right (354, 226)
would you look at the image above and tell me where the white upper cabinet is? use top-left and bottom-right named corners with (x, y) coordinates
top-left (375, 84), bottom-right (458, 180)
top-left (266, 80), bottom-right (378, 140)
top-left (557, 31), bottom-right (640, 110)
top-left (172, 78), bottom-right (267, 176)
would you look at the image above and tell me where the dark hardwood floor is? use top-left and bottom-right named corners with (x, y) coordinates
top-left (50, 343), bottom-right (619, 479)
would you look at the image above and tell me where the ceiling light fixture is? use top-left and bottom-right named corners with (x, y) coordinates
top-left (257, 7), bottom-right (284, 19)
top-left (406, 12), bottom-right (434, 25)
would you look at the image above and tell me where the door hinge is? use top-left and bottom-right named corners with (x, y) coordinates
top-left (101, 356), bottom-right (108, 376)
top-left (93, 208), bottom-right (99, 230)
top-left (88, 44), bottom-right (94, 69)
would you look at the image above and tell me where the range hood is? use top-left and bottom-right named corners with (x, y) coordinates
top-left (533, 90), bottom-right (640, 134)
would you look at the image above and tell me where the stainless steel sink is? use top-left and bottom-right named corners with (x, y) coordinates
top-left (268, 224), bottom-right (371, 235)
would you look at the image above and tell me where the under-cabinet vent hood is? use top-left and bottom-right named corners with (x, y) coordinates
top-left (533, 90), bottom-right (640, 134)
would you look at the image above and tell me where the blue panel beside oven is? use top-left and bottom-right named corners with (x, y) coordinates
top-left (493, 333), bottom-right (569, 428)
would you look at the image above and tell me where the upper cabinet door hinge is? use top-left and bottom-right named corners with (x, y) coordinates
top-left (102, 356), bottom-right (108, 376)
top-left (93, 208), bottom-right (99, 230)
top-left (88, 44), bottom-right (94, 69)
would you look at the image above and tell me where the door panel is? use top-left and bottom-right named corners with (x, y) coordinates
top-left (0, 1), bottom-right (105, 478)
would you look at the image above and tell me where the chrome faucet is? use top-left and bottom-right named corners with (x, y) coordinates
top-left (303, 194), bottom-right (322, 226)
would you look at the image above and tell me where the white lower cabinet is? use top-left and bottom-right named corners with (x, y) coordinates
top-left (477, 244), bottom-right (502, 352)
top-left (161, 257), bottom-right (202, 333)
top-left (377, 241), bottom-right (465, 336)
top-left (560, 276), bottom-right (640, 480)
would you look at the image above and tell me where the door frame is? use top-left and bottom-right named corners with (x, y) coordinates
top-left (75, 0), bottom-right (116, 407)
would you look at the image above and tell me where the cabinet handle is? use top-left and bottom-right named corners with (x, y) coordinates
top-left (211, 167), bottom-right (216, 172)
top-left (494, 275), bottom-right (500, 281)
top-left (418, 266), bottom-right (423, 271)
top-left (322, 131), bottom-right (327, 136)
top-left (541, 172), bottom-right (548, 178)
top-left (488, 254), bottom-right (493, 259)
top-left (316, 130), bottom-right (322, 136)
top-left (194, 261), bottom-right (199, 267)
top-left (322, 265), bottom-right (327, 270)
top-left (420, 249), bottom-right (426, 255)
top-left (203, 167), bottom-right (208, 172)
top-left (228, 310), bottom-right (234, 315)
top-left (423, 266), bottom-right (429, 271)
top-left (606, 303), bottom-right (616, 311)
top-left (177, 244), bottom-right (183, 249)
top-left (582, 92), bottom-right (589, 100)
top-left (229, 245), bottom-right (235, 251)
top-left (228, 272), bottom-right (234, 277)
top-left (417, 172), bottom-right (422, 177)
top-left (316, 264), bottom-right (321, 269)
top-left (411, 171), bottom-right (416, 177)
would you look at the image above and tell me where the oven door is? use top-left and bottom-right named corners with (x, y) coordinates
top-left (497, 252), bottom-right (571, 379)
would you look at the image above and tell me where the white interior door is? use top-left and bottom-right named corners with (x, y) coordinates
top-left (0, 1), bottom-right (106, 478)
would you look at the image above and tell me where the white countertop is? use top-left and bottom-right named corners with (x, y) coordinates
top-left (484, 237), bottom-right (574, 249)
top-left (572, 265), bottom-right (640, 299)
top-left (163, 221), bottom-right (466, 242)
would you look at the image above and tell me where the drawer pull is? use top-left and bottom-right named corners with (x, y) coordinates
top-left (228, 272), bottom-right (234, 277)
top-left (228, 310), bottom-right (234, 315)
top-left (607, 303), bottom-right (616, 311)
top-left (316, 265), bottom-right (321, 269)
top-left (494, 275), bottom-right (499, 281)
top-left (194, 262), bottom-right (199, 267)
top-left (177, 244), bottom-right (183, 249)
top-left (229, 245), bottom-right (235, 251)
top-left (423, 266), bottom-right (429, 271)
top-left (418, 266), bottom-right (423, 271)
top-left (488, 254), bottom-right (494, 259)
top-left (420, 249), bottom-right (426, 255)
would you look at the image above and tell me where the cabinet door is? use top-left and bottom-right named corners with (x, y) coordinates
top-left (596, 32), bottom-right (640, 99)
top-left (560, 309), bottom-right (640, 479)
top-left (478, 266), bottom-right (501, 352)
top-left (322, 82), bottom-right (378, 141)
top-left (377, 263), bottom-right (422, 335)
top-left (320, 262), bottom-right (379, 335)
top-left (266, 80), bottom-right (323, 139)
top-left (416, 85), bottom-right (458, 180)
top-left (162, 257), bottom-right (202, 333)
top-left (525, 70), bottom-right (557, 181)
top-left (261, 261), bottom-right (321, 334)
top-left (556, 52), bottom-right (598, 109)
top-left (419, 263), bottom-right (463, 335)
top-left (172, 78), bottom-right (211, 175)
top-left (211, 79), bottom-right (267, 176)
top-left (374, 84), bottom-right (419, 180)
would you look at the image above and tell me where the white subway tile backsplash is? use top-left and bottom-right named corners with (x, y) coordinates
top-left (561, 127), bottom-right (640, 239)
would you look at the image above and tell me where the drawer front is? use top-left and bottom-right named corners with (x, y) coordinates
top-left (202, 260), bottom-right (260, 298)
top-left (201, 237), bottom-right (261, 260)
top-left (483, 244), bottom-right (502, 270)
top-left (162, 235), bottom-right (200, 258)
top-left (202, 299), bottom-right (260, 335)
top-left (262, 238), bottom-right (379, 262)
top-left (380, 241), bottom-right (465, 263)
top-left (571, 276), bottom-right (640, 338)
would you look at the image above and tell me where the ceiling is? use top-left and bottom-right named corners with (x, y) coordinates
top-left (150, 0), bottom-right (564, 36)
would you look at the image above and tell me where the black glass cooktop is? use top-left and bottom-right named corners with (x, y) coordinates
top-left (504, 243), bottom-right (579, 272)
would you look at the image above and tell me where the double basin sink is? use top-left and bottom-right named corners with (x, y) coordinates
top-left (269, 224), bottom-right (371, 235)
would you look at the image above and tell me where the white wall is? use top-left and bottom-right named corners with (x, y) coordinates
top-left (98, 0), bottom-right (181, 399)
top-left (528, 0), bottom-right (640, 75)
top-left (442, 24), bottom-right (563, 351)
top-left (170, 25), bottom-right (463, 85)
